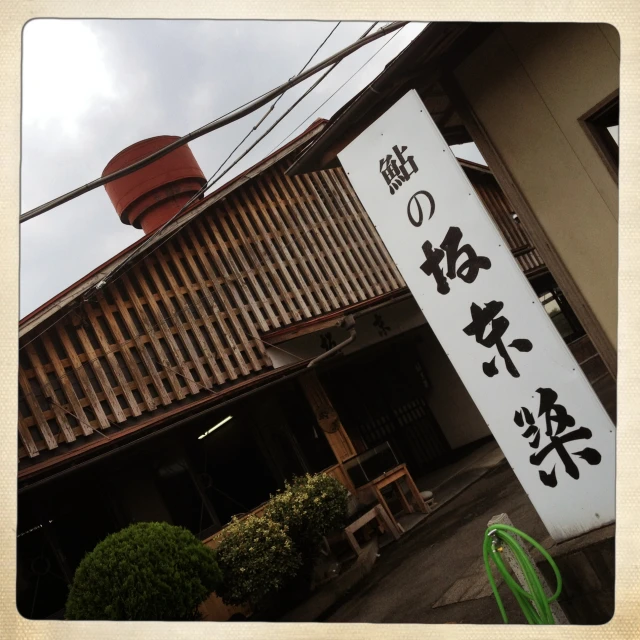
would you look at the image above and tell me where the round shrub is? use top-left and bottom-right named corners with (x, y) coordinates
top-left (214, 515), bottom-right (301, 607)
top-left (65, 522), bottom-right (222, 621)
top-left (264, 473), bottom-right (349, 557)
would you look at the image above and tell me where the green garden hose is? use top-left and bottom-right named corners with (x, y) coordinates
top-left (483, 524), bottom-right (563, 625)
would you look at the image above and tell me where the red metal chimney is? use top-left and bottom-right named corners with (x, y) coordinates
top-left (103, 136), bottom-right (207, 235)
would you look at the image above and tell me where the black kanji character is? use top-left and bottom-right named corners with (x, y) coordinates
top-left (380, 145), bottom-right (418, 195)
top-left (514, 388), bottom-right (602, 488)
top-left (463, 300), bottom-right (532, 377)
top-left (420, 227), bottom-right (491, 295)
top-left (319, 332), bottom-right (337, 352)
top-left (536, 387), bottom-right (575, 436)
top-left (373, 313), bottom-right (391, 337)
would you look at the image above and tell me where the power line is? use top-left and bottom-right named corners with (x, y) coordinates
top-left (270, 23), bottom-right (407, 153)
top-left (19, 22), bottom-right (401, 352)
top-left (77, 23), bottom-right (382, 294)
top-left (206, 21), bottom-right (342, 189)
top-left (100, 22), bottom-right (348, 291)
top-left (20, 21), bottom-right (406, 224)
top-left (200, 22), bottom-right (379, 198)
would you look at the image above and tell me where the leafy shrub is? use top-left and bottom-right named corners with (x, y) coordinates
top-left (65, 522), bottom-right (222, 621)
top-left (214, 515), bottom-right (302, 607)
top-left (264, 473), bottom-right (349, 557)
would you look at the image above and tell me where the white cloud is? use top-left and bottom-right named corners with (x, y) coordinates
top-left (22, 20), bottom-right (116, 137)
top-left (20, 20), bottom-right (429, 318)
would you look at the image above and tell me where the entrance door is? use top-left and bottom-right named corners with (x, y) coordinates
top-left (320, 341), bottom-right (451, 476)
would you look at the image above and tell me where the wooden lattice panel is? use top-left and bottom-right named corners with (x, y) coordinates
top-left (17, 161), bottom-right (404, 461)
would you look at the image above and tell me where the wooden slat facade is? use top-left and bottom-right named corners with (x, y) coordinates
top-left (17, 154), bottom-right (544, 466)
top-left (17, 158), bottom-right (403, 463)
top-left (470, 174), bottom-right (545, 276)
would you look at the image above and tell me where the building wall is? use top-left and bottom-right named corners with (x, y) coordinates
top-left (453, 23), bottom-right (619, 350)
top-left (416, 323), bottom-right (490, 449)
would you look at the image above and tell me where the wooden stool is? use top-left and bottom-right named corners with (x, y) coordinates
top-left (344, 504), bottom-right (401, 556)
top-left (370, 464), bottom-right (430, 527)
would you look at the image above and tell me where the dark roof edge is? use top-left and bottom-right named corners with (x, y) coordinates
top-left (287, 22), bottom-right (498, 177)
top-left (286, 23), bottom-right (445, 176)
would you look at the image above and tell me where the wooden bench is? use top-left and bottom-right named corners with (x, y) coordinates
top-left (344, 503), bottom-right (401, 556)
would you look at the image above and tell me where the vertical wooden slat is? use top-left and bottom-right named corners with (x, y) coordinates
top-left (162, 242), bottom-right (227, 385)
top-left (110, 285), bottom-right (176, 405)
top-left (187, 224), bottom-right (252, 376)
top-left (285, 175), bottom-right (354, 307)
top-left (41, 334), bottom-right (93, 436)
top-left (267, 171), bottom-right (336, 312)
top-left (24, 343), bottom-right (76, 443)
top-left (178, 230), bottom-right (240, 381)
top-left (333, 168), bottom-right (403, 288)
top-left (56, 325), bottom-right (110, 429)
top-left (18, 409), bottom-right (40, 458)
top-left (325, 169), bottom-right (389, 295)
top-left (124, 272), bottom-right (199, 396)
top-left (316, 170), bottom-right (384, 296)
top-left (195, 218), bottom-right (264, 371)
top-left (296, 171), bottom-right (369, 300)
top-left (151, 247), bottom-right (215, 387)
top-left (74, 320), bottom-right (128, 423)
top-left (307, 170), bottom-right (377, 299)
top-left (250, 177), bottom-right (322, 317)
top-left (96, 294), bottom-right (159, 412)
top-left (232, 190), bottom-right (304, 322)
top-left (84, 304), bottom-right (142, 417)
top-left (217, 203), bottom-right (282, 329)
top-left (209, 209), bottom-right (274, 332)
top-left (227, 194), bottom-right (292, 324)
top-left (18, 369), bottom-right (58, 450)
top-left (288, 173), bottom-right (358, 305)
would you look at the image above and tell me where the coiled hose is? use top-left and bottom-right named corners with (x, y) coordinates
top-left (483, 524), bottom-right (563, 624)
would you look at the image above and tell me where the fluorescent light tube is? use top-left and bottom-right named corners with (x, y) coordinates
top-left (198, 415), bottom-right (233, 440)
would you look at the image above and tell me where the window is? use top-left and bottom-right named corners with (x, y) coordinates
top-left (539, 288), bottom-right (585, 344)
top-left (580, 91), bottom-right (619, 182)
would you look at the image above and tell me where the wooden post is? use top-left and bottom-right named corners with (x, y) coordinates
top-left (299, 370), bottom-right (357, 464)
top-left (487, 513), bottom-right (569, 624)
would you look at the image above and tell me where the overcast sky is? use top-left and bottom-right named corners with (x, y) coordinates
top-left (20, 19), bottom-right (484, 319)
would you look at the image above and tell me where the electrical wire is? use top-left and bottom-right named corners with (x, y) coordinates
top-left (74, 23), bottom-right (381, 292)
top-left (199, 22), bottom-right (379, 198)
top-left (270, 23), bottom-right (407, 152)
top-left (20, 21), bottom-right (406, 224)
top-left (18, 22), bottom-right (406, 457)
top-left (21, 22), bottom-right (396, 348)
top-left (205, 21), bottom-right (342, 189)
top-left (20, 22), bottom-right (408, 349)
top-left (97, 22), bottom-right (380, 289)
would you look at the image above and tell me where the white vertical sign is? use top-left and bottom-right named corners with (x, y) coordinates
top-left (338, 90), bottom-right (615, 542)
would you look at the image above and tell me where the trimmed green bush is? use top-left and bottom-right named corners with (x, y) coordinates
top-left (264, 473), bottom-right (349, 557)
top-left (65, 522), bottom-right (222, 621)
top-left (214, 515), bottom-right (301, 607)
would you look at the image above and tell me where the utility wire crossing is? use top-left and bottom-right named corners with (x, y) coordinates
top-left (20, 21), bottom-right (406, 224)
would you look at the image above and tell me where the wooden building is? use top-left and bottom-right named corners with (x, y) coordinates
top-left (291, 21), bottom-right (619, 382)
top-left (17, 41), bottom-right (615, 617)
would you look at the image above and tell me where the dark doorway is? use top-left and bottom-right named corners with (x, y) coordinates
top-left (320, 340), bottom-right (451, 476)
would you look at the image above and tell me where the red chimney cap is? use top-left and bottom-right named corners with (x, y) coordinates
top-left (103, 135), bottom-right (207, 235)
